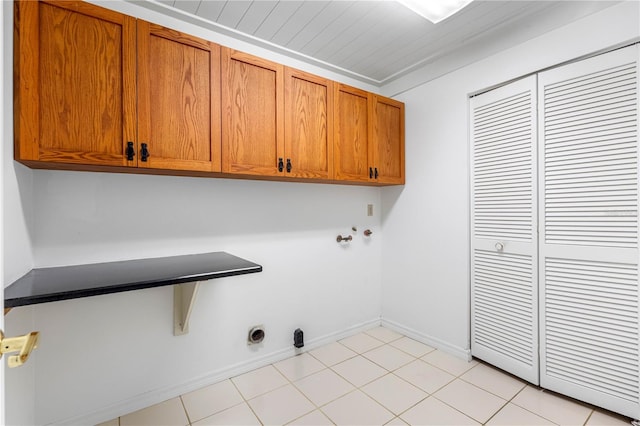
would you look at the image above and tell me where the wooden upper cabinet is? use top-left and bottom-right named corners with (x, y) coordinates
top-left (221, 48), bottom-right (284, 176)
top-left (334, 85), bottom-right (405, 184)
top-left (14, 0), bottom-right (136, 167)
top-left (334, 84), bottom-right (371, 182)
top-left (371, 95), bottom-right (405, 184)
top-left (285, 69), bottom-right (333, 180)
top-left (14, 2), bottom-right (404, 185)
top-left (137, 21), bottom-right (221, 172)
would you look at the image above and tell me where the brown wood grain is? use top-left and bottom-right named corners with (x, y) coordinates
top-left (14, 0), bottom-right (40, 161)
top-left (137, 21), bottom-right (221, 172)
top-left (14, 0), bottom-right (136, 167)
top-left (14, 3), bottom-right (404, 186)
top-left (19, 159), bottom-right (398, 186)
top-left (334, 84), bottom-right (371, 182)
top-left (372, 95), bottom-right (405, 184)
top-left (221, 48), bottom-right (284, 176)
top-left (285, 68), bottom-right (333, 179)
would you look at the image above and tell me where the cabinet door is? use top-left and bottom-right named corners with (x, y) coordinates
top-left (285, 69), bottom-right (333, 179)
top-left (334, 84), bottom-right (371, 182)
top-left (137, 21), bottom-right (221, 172)
top-left (14, 0), bottom-right (136, 167)
top-left (221, 48), bottom-right (284, 176)
top-left (371, 95), bottom-right (405, 184)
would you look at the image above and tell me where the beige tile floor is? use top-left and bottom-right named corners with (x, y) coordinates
top-left (98, 327), bottom-right (632, 426)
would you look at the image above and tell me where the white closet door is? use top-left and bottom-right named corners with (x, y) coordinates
top-left (470, 75), bottom-right (539, 384)
top-left (539, 45), bottom-right (640, 418)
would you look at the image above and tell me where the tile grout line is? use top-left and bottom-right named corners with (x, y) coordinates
top-left (292, 330), bottom-right (409, 423)
top-left (283, 334), bottom-right (411, 424)
top-left (583, 409), bottom-right (595, 426)
top-left (409, 362), bottom-right (505, 425)
top-left (335, 330), bottom-right (434, 423)
top-left (380, 373), bottom-right (431, 423)
top-left (277, 363), bottom-right (325, 425)
top-left (228, 372), bottom-right (266, 425)
top-left (314, 387), bottom-right (395, 424)
top-left (109, 329), bottom-right (625, 426)
top-left (388, 357), bottom-right (507, 424)
top-left (177, 395), bottom-right (192, 426)
top-left (111, 331), bottom-right (507, 425)
top-left (306, 342), bottom-right (359, 367)
top-left (389, 340), bottom-right (438, 358)
top-left (495, 383), bottom-right (560, 425)
top-left (311, 331), bottom-right (479, 424)
top-left (279, 339), bottom-right (367, 424)
top-left (359, 371), bottom-right (428, 416)
top-left (476, 397), bottom-right (510, 425)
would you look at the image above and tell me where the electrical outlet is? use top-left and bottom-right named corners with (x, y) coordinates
top-left (367, 204), bottom-right (374, 216)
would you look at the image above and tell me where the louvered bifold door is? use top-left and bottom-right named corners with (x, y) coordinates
top-left (539, 45), bottom-right (640, 418)
top-left (470, 75), bottom-right (539, 384)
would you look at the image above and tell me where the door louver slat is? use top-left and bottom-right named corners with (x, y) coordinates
top-left (544, 258), bottom-right (639, 403)
top-left (471, 76), bottom-right (538, 385)
top-left (539, 47), bottom-right (639, 418)
top-left (473, 89), bottom-right (533, 241)
top-left (543, 60), bottom-right (638, 248)
top-left (473, 46), bottom-right (640, 418)
top-left (473, 250), bottom-right (535, 366)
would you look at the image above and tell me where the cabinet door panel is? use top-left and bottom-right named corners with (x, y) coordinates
top-left (14, 0), bottom-right (136, 166)
top-left (285, 69), bottom-right (333, 179)
top-left (334, 84), bottom-right (370, 182)
top-left (137, 21), bottom-right (221, 172)
top-left (222, 49), bottom-right (284, 176)
top-left (372, 95), bottom-right (405, 184)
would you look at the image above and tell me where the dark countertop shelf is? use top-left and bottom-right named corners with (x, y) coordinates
top-left (4, 252), bottom-right (262, 308)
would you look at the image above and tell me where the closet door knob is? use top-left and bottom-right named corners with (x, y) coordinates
top-left (495, 242), bottom-right (504, 252)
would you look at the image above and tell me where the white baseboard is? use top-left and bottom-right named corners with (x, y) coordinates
top-left (56, 318), bottom-right (382, 426)
top-left (381, 318), bottom-right (472, 361)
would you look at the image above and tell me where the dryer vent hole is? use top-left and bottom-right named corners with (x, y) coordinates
top-left (248, 326), bottom-right (265, 344)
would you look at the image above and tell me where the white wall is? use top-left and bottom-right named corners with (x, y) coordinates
top-left (1, 1), bottom-right (5, 423)
top-left (30, 173), bottom-right (382, 425)
top-left (3, 1), bottom-right (37, 425)
top-left (5, 0), bottom-right (640, 424)
top-left (2, 1), bottom-right (382, 424)
top-left (3, 0), bottom-right (34, 286)
top-left (380, 1), bottom-right (640, 357)
top-left (8, 152), bottom-right (383, 424)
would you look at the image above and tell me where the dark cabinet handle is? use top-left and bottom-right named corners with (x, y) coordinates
top-left (369, 167), bottom-right (373, 179)
top-left (126, 142), bottom-right (135, 161)
top-left (278, 158), bottom-right (284, 172)
top-left (286, 159), bottom-right (292, 173)
top-left (140, 143), bottom-right (150, 162)
top-left (374, 167), bottom-right (379, 179)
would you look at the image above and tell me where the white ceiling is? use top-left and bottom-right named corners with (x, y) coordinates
top-left (130, 0), bottom-right (620, 88)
